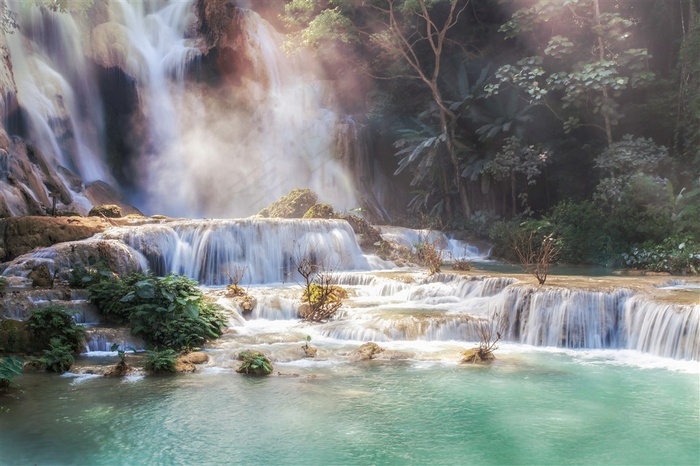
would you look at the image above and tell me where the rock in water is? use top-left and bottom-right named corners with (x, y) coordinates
top-left (258, 189), bottom-right (318, 218)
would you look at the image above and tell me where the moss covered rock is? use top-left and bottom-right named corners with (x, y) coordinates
top-left (341, 214), bottom-right (383, 248)
top-left (303, 203), bottom-right (338, 219)
top-left (88, 204), bottom-right (122, 218)
top-left (258, 189), bottom-right (318, 218)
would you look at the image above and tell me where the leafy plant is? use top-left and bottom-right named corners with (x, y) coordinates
top-left (26, 305), bottom-right (85, 353)
top-left (236, 350), bottom-right (273, 376)
top-left (40, 338), bottom-right (75, 373)
top-left (413, 233), bottom-right (446, 275)
top-left (144, 349), bottom-right (178, 374)
top-left (88, 272), bottom-right (226, 351)
top-left (0, 356), bottom-right (23, 390)
top-left (619, 236), bottom-right (700, 275)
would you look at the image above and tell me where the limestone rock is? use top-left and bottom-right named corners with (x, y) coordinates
top-left (258, 188), bottom-right (318, 219)
top-left (27, 263), bottom-right (53, 288)
top-left (303, 203), bottom-right (338, 219)
top-left (301, 344), bottom-right (318, 358)
top-left (352, 342), bottom-right (384, 360)
top-left (84, 181), bottom-right (143, 216)
top-left (180, 351), bottom-right (209, 365)
top-left (0, 216), bottom-right (106, 262)
top-left (104, 362), bottom-right (131, 377)
top-left (88, 204), bottom-right (122, 218)
top-left (342, 214), bottom-right (383, 249)
top-left (461, 347), bottom-right (496, 364)
top-left (91, 22), bottom-right (142, 79)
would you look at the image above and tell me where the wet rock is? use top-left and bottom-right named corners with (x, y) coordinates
top-left (301, 344), bottom-right (317, 358)
top-left (0, 216), bottom-right (106, 261)
top-left (180, 351), bottom-right (209, 365)
top-left (461, 347), bottom-right (496, 364)
top-left (352, 342), bottom-right (384, 360)
top-left (84, 181), bottom-right (143, 216)
top-left (258, 188), bottom-right (318, 219)
top-left (175, 360), bottom-right (197, 373)
top-left (342, 214), bottom-right (383, 249)
top-left (303, 203), bottom-right (338, 219)
top-left (27, 263), bottom-right (53, 288)
top-left (104, 362), bottom-right (131, 377)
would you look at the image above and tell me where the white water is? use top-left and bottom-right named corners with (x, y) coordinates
top-left (2, 1), bottom-right (366, 217)
top-left (379, 226), bottom-right (488, 262)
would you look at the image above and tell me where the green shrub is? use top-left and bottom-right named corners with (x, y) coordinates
top-left (26, 305), bottom-right (85, 353)
top-left (545, 200), bottom-right (609, 264)
top-left (618, 236), bottom-right (700, 275)
top-left (488, 219), bottom-right (521, 262)
top-left (0, 320), bottom-right (31, 354)
top-left (144, 349), bottom-right (178, 374)
top-left (68, 257), bottom-right (114, 289)
top-left (40, 339), bottom-right (75, 373)
top-left (236, 350), bottom-right (273, 376)
top-left (0, 356), bottom-right (24, 390)
top-left (88, 273), bottom-right (226, 351)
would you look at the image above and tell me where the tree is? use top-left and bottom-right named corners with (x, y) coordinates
top-left (487, 0), bottom-right (655, 145)
top-left (281, 0), bottom-right (476, 219)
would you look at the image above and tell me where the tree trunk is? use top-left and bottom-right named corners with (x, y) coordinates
top-left (510, 173), bottom-right (517, 216)
top-left (439, 108), bottom-right (471, 219)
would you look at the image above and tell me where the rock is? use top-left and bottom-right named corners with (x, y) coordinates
top-left (104, 362), bottom-right (130, 377)
top-left (301, 345), bottom-right (317, 358)
top-left (90, 22), bottom-right (142, 78)
top-left (258, 188), bottom-right (318, 219)
top-left (0, 216), bottom-right (106, 262)
top-left (88, 204), bottom-right (122, 218)
top-left (180, 351), bottom-right (209, 364)
top-left (461, 347), bottom-right (496, 364)
top-left (27, 263), bottom-right (53, 288)
top-left (236, 349), bottom-right (273, 375)
top-left (341, 214), bottom-right (383, 249)
top-left (352, 342), bottom-right (384, 360)
top-left (84, 181), bottom-right (143, 216)
top-left (175, 361), bottom-right (197, 373)
top-left (303, 203), bottom-right (338, 219)
top-left (297, 303), bottom-right (311, 319)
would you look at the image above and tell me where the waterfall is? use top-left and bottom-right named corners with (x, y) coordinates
top-left (1, 1), bottom-right (365, 218)
top-left (496, 285), bottom-right (700, 360)
top-left (4, 0), bottom-right (109, 183)
top-left (101, 218), bottom-right (383, 285)
top-left (379, 226), bottom-right (489, 262)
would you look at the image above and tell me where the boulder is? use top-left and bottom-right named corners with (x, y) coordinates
top-left (104, 362), bottom-right (130, 377)
top-left (27, 263), bottom-right (53, 288)
top-left (84, 181), bottom-right (143, 216)
top-left (180, 351), bottom-right (209, 365)
top-left (0, 216), bottom-right (106, 262)
top-left (303, 203), bottom-right (338, 219)
top-left (461, 347), bottom-right (496, 364)
top-left (258, 188), bottom-right (318, 219)
top-left (342, 214), bottom-right (383, 249)
top-left (301, 344), bottom-right (317, 358)
top-left (88, 204), bottom-right (122, 218)
top-left (90, 22), bottom-right (142, 79)
top-left (352, 342), bottom-right (384, 360)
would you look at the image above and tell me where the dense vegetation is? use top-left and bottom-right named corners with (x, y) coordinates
top-left (277, 0), bottom-right (700, 271)
top-left (85, 271), bottom-right (227, 351)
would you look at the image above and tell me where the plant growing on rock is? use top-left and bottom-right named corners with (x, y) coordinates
top-left (105, 343), bottom-right (136, 377)
top-left (39, 338), bottom-right (75, 373)
top-left (26, 304), bottom-right (85, 353)
top-left (88, 272), bottom-right (226, 351)
top-left (512, 229), bottom-right (560, 285)
top-left (0, 356), bottom-right (24, 390)
top-left (224, 265), bottom-right (248, 297)
top-left (296, 257), bottom-right (347, 322)
top-left (144, 349), bottom-right (178, 374)
top-left (414, 233), bottom-right (446, 275)
top-left (236, 350), bottom-right (273, 376)
top-left (462, 320), bottom-right (501, 364)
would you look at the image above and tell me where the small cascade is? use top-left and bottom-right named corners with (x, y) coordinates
top-left (623, 296), bottom-right (700, 360)
top-left (379, 226), bottom-right (488, 262)
top-left (84, 326), bottom-right (146, 353)
top-left (101, 218), bottom-right (384, 285)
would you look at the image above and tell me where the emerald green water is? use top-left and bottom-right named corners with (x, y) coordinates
top-left (1, 350), bottom-right (698, 465)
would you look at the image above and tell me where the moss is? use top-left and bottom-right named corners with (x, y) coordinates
top-left (88, 204), bottom-right (122, 218)
top-left (303, 203), bottom-right (338, 219)
top-left (0, 320), bottom-right (31, 354)
top-left (258, 189), bottom-right (318, 218)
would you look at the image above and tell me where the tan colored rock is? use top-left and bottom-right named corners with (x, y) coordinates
top-left (27, 263), bottom-right (53, 287)
top-left (461, 347), bottom-right (496, 364)
top-left (91, 22), bottom-right (142, 78)
top-left (352, 342), bottom-right (384, 360)
top-left (258, 188), bottom-right (318, 219)
top-left (175, 361), bottom-right (197, 373)
top-left (181, 352), bottom-right (209, 365)
top-left (84, 181), bottom-right (143, 216)
top-left (88, 204), bottom-right (122, 218)
top-left (0, 216), bottom-right (106, 261)
top-left (301, 345), bottom-right (317, 358)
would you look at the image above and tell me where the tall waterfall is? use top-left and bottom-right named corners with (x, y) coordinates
top-left (1, 1), bottom-right (363, 218)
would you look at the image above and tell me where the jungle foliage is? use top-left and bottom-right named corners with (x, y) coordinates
top-left (87, 272), bottom-right (226, 351)
top-left (279, 0), bottom-right (700, 272)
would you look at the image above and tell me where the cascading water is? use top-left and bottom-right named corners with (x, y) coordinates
top-left (101, 218), bottom-right (389, 285)
top-left (1, 1), bottom-right (368, 217)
